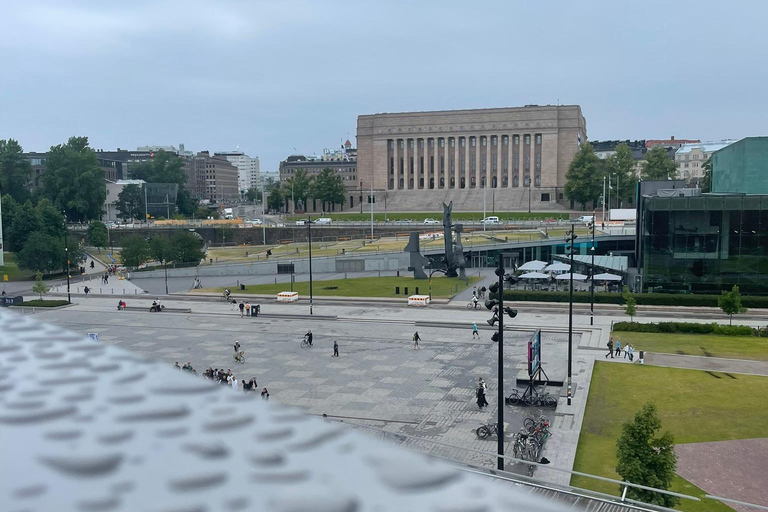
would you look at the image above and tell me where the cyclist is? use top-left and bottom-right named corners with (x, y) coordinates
top-left (471, 295), bottom-right (479, 308)
top-left (234, 340), bottom-right (241, 354)
top-left (305, 330), bottom-right (313, 347)
top-left (224, 288), bottom-right (231, 299)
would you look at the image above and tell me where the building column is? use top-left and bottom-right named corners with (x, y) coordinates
top-left (486, 135), bottom-right (492, 188)
top-left (453, 136), bottom-right (459, 189)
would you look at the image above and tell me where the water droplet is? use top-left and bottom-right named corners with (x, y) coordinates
top-left (202, 415), bottom-right (254, 432)
top-left (151, 382), bottom-right (218, 396)
top-left (155, 427), bottom-right (189, 438)
top-left (117, 404), bottom-right (189, 422)
top-left (269, 492), bottom-right (359, 512)
top-left (368, 456), bottom-right (460, 491)
top-left (77, 495), bottom-right (121, 511)
top-left (250, 469), bottom-right (310, 484)
top-left (287, 427), bottom-right (345, 451)
top-left (256, 427), bottom-right (295, 441)
top-left (45, 430), bottom-right (83, 441)
top-left (0, 405), bottom-right (77, 425)
top-left (113, 372), bottom-right (145, 385)
top-left (168, 472), bottom-right (227, 492)
top-left (98, 431), bottom-right (134, 445)
top-left (39, 375), bottom-right (98, 386)
top-left (5, 400), bottom-right (45, 410)
top-left (226, 497), bottom-right (250, 511)
top-left (39, 453), bottom-right (124, 478)
top-left (13, 484), bottom-right (47, 498)
top-left (108, 395), bottom-right (145, 405)
top-left (183, 442), bottom-right (230, 460)
top-left (248, 450), bottom-right (286, 467)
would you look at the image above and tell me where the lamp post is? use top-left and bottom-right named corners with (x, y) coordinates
top-left (307, 215), bottom-right (313, 315)
top-left (63, 211), bottom-right (71, 304)
top-left (163, 258), bottom-right (169, 295)
top-left (261, 177), bottom-right (266, 245)
top-left (565, 225), bottom-right (577, 405)
top-left (589, 219), bottom-right (595, 325)
top-left (359, 180), bottom-right (363, 214)
top-left (495, 257), bottom-right (505, 471)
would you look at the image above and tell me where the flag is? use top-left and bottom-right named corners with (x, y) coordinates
top-left (340, 144), bottom-right (349, 162)
top-left (577, 135), bottom-right (582, 148)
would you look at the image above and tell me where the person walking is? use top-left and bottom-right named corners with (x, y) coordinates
top-left (261, 387), bottom-right (269, 400)
top-left (245, 302), bottom-right (251, 317)
top-left (238, 301), bottom-right (245, 317)
top-left (606, 338), bottom-right (614, 359)
top-left (614, 339), bottom-right (622, 358)
top-left (627, 344), bottom-right (635, 362)
top-left (624, 343), bottom-right (631, 360)
top-left (84, 286), bottom-right (90, 298)
top-left (413, 331), bottom-right (421, 349)
top-left (472, 322), bottom-right (479, 339)
top-left (305, 330), bottom-right (313, 347)
top-left (333, 341), bottom-right (339, 357)
top-left (476, 377), bottom-right (489, 409)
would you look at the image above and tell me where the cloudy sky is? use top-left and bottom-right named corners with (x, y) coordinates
top-left (2, 0), bottom-right (766, 171)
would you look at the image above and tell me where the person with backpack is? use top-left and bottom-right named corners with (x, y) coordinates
top-left (333, 341), bottom-right (339, 357)
top-left (606, 338), bottom-right (614, 359)
top-left (413, 331), bottom-right (421, 349)
top-left (83, 286), bottom-right (90, 298)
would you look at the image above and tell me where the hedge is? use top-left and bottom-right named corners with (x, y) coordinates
top-left (613, 321), bottom-right (754, 336)
top-left (16, 300), bottom-right (71, 308)
top-left (495, 290), bottom-right (768, 309)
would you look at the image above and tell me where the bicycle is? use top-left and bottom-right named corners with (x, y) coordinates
top-left (466, 300), bottom-right (481, 309)
top-left (222, 292), bottom-right (231, 301)
top-left (523, 411), bottom-right (550, 433)
top-left (507, 389), bottom-right (524, 405)
top-left (301, 336), bottom-right (311, 348)
top-left (475, 421), bottom-right (498, 439)
top-left (525, 392), bottom-right (558, 408)
top-left (233, 351), bottom-right (245, 364)
top-left (512, 429), bottom-right (529, 458)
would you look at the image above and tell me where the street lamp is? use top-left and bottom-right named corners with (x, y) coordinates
top-left (564, 226), bottom-right (577, 405)
top-left (588, 220), bottom-right (595, 325)
top-left (306, 215), bottom-right (313, 315)
top-left (62, 211), bottom-right (71, 304)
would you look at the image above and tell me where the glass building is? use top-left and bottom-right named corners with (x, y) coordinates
top-left (641, 194), bottom-right (768, 294)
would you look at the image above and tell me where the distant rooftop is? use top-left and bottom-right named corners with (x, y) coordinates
top-left (646, 136), bottom-right (700, 148)
top-left (676, 140), bottom-right (738, 154)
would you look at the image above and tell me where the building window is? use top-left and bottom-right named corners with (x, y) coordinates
top-left (450, 157), bottom-right (455, 171)
top-left (409, 140), bottom-right (414, 149)
top-left (430, 156), bottom-right (434, 173)
top-left (400, 157), bottom-right (404, 174)
top-left (541, 193), bottom-right (550, 202)
top-left (481, 137), bottom-right (486, 147)
top-left (460, 177), bottom-right (466, 188)
top-left (450, 138), bottom-right (454, 148)
top-left (440, 178), bottom-right (445, 187)
top-left (471, 177), bottom-right (477, 187)
top-left (525, 135), bottom-right (530, 144)
top-left (440, 138), bottom-right (445, 148)
top-left (524, 175), bottom-right (530, 187)
top-left (419, 156), bottom-right (424, 173)
top-left (409, 156), bottom-right (414, 172)
top-left (389, 141), bottom-right (394, 150)
top-left (390, 157), bottom-right (394, 174)
top-left (450, 177), bottom-right (455, 188)
top-left (535, 175), bottom-right (541, 187)
top-left (471, 137), bottom-right (476, 147)
top-left (491, 177), bottom-right (497, 188)
top-left (399, 178), bottom-right (404, 188)
top-left (503, 136), bottom-right (508, 146)
top-left (419, 140), bottom-right (424, 149)
top-left (513, 175), bottom-right (519, 187)
top-left (536, 134), bottom-right (541, 144)
top-left (429, 139), bottom-right (434, 148)
top-left (399, 140), bottom-right (404, 149)
top-left (460, 138), bottom-right (465, 147)
top-left (502, 176), bottom-right (508, 187)
top-left (409, 178), bottom-right (414, 188)
top-left (514, 135), bottom-right (519, 145)
top-left (492, 136), bottom-right (497, 146)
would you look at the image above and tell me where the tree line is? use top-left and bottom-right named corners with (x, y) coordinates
top-left (265, 168), bottom-right (347, 213)
top-left (563, 142), bottom-right (710, 210)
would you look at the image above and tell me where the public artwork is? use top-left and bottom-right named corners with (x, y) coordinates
top-left (406, 201), bottom-right (466, 279)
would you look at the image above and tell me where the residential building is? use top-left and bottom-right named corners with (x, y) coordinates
top-left (674, 140), bottom-right (735, 180)
top-left (278, 140), bottom-right (359, 212)
top-left (193, 151), bottom-right (239, 202)
top-left (356, 105), bottom-right (586, 211)
top-left (214, 151), bottom-right (260, 193)
top-left (591, 140), bottom-right (648, 176)
top-left (645, 136), bottom-right (700, 149)
top-left (711, 137), bottom-right (768, 194)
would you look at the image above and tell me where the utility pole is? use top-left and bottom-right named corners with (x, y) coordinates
top-left (144, 185), bottom-right (149, 224)
top-left (496, 257), bottom-right (505, 471)
top-left (370, 180), bottom-right (374, 239)
top-left (63, 211), bottom-right (71, 304)
top-left (589, 219), bottom-right (595, 325)
top-left (602, 175), bottom-right (606, 227)
top-left (483, 185), bottom-right (486, 232)
top-left (565, 225), bottom-right (576, 405)
top-left (261, 178), bottom-right (266, 245)
top-left (307, 216), bottom-right (313, 315)
top-left (360, 180), bottom-right (363, 214)
top-left (0, 183), bottom-right (4, 266)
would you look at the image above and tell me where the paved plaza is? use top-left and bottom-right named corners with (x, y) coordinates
top-left (35, 300), bottom-right (588, 479)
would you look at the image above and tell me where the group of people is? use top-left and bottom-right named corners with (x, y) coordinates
top-left (192, 278), bottom-right (203, 289)
top-left (476, 377), bottom-right (489, 409)
top-left (233, 300), bottom-right (259, 317)
top-left (173, 361), bottom-right (196, 374)
top-left (470, 286), bottom-right (487, 307)
top-left (606, 338), bottom-right (637, 361)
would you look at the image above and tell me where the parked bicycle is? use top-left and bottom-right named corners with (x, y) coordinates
top-left (507, 388), bottom-right (557, 407)
top-left (523, 411), bottom-right (550, 433)
top-left (475, 421), bottom-right (499, 439)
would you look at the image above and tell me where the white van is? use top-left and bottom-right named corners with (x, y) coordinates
top-left (314, 218), bottom-right (332, 225)
top-left (480, 216), bottom-right (500, 224)
top-left (575, 215), bottom-right (594, 223)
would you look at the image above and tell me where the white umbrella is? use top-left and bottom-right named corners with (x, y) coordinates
top-left (592, 272), bottom-right (622, 281)
top-left (544, 262), bottom-right (570, 272)
top-left (518, 260), bottom-right (547, 271)
top-left (519, 271), bottom-right (549, 279)
top-left (555, 272), bottom-right (588, 281)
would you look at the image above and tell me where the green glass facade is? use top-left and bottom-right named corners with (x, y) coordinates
top-left (712, 137), bottom-right (768, 194)
top-left (642, 194), bottom-right (768, 294)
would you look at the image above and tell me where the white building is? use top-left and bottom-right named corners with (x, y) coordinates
top-left (214, 151), bottom-right (260, 193)
top-left (675, 140), bottom-right (736, 180)
top-left (103, 179), bottom-right (146, 222)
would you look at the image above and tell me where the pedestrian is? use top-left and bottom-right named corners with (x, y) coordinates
top-left (333, 340), bottom-right (339, 357)
top-left (239, 301), bottom-right (245, 317)
top-left (624, 343), bottom-right (631, 360)
top-left (84, 286), bottom-right (90, 298)
top-left (231, 376), bottom-right (238, 391)
top-left (472, 322), bottom-right (479, 339)
top-left (472, 286), bottom-right (477, 298)
top-left (173, 362), bottom-right (180, 370)
top-left (628, 344), bottom-right (635, 362)
top-left (231, 298), bottom-right (237, 310)
top-left (476, 377), bottom-right (489, 409)
top-left (606, 338), bottom-right (614, 359)
top-left (104, 274), bottom-right (109, 284)
top-left (245, 302), bottom-right (251, 317)
top-left (480, 286), bottom-right (486, 299)
top-left (413, 331), bottom-right (421, 349)
top-left (261, 387), bottom-right (269, 400)
top-left (614, 339), bottom-right (622, 358)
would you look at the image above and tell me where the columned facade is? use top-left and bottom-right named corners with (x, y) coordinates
top-left (357, 105), bottom-right (586, 211)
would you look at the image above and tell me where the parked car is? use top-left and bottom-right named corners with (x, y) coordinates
top-left (423, 218), bottom-right (440, 225)
top-left (245, 219), bottom-right (263, 225)
top-left (480, 216), bottom-right (500, 224)
top-left (295, 220), bottom-right (307, 225)
top-left (314, 218), bottom-right (332, 225)
top-left (575, 215), bottom-right (594, 223)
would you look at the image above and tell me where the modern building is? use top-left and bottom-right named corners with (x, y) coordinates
top-left (192, 151), bottom-right (239, 202)
top-left (214, 151), bottom-right (260, 193)
top-left (711, 137), bottom-right (768, 195)
top-left (674, 140), bottom-right (735, 181)
top-left (278, 140), bottom-right (359, 212)
top-left (103, 179), bottom-right (145, 222)
top-left (356, 105), bottom-right (587, 211)
top-left (102, 180), bottom-right (179, 222)
top-left (24, 150), bottom-right (133, 189)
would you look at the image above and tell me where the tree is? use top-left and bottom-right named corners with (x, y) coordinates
top-left (701, 157), bottom-right (712, 193)
top-left (44, 136), bottom-right (106, 222)
top-left (36, 198), bottom-right (66, 239)
top-left (281, 168), bottom-right (313, 211)
top-left (267, 186), bottom-right (283, 212)
top-left (170, 231), bottom-right (205, 263)
top-left (17, 232), bottom-right (61, 273)
top-left (622, 286), bottom-right (637, 322)
top-left (129, 151), bottom-right (187, 185)
top-left (0, 139), bottom-right (31, 203)
top-left (641, 146), bottom-right (677, 181)
top-left (311, 168), bottom-right (346, 211)
top-left (244, 187), bottom-right (260, 202)
top-left (564, 144), bottom-right (605, 209)
top-left (4, 198), bottom-right (43, 252)
top-left (149, 237), bottom-right (172, 265)
top-left (616, 402), bottom-right (678, 508)
top-left (87, 221), bottom-right (109, 252)
top-left (607, 144), bottom-right (638, 207)
top-left (718, 285), bottom-right (746, 325)
top-left (115, 184), bottom-right (145, 222)
top-left (32, 271), bottom-right (49, 300)
top-left (120, 236), bottom-right (151, 269)
top-left (176, 188), bottom-right (197, 217)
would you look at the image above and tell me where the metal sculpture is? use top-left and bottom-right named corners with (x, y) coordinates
top-left (405, 232), bottom-right (430, 279)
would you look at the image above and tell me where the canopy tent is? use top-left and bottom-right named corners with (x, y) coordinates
top-left (544, 262), bottom-right (570, 272)
top-left (555, 272), bottom-right (588, 281)
top-left (519, 271), bottom-right (549, 279)
top-left (518, 260), bottom-right (547, 271)
top-left (592, 272), bottom-right (622, 281)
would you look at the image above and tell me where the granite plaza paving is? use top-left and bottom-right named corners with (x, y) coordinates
top-left (35, 300), bottom-right (587, 479)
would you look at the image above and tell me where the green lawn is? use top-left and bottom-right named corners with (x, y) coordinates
top-left (286, 211), bottom-right (568, 222)
top-left (572, 363), bottom-right (768, 511)
top-left (0, 252), bottom-right (36, 281)
top-left (200, 275), bottom-right (479, 298)
top-left (614, 331), bottom-right (768, 361)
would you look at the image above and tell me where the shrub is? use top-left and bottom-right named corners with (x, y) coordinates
top-left (496, 290), bottom-right (768, 309)
top-left (613, 321), bottom-right (754, 336)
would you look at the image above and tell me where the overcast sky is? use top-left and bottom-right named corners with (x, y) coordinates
top-left (2, 0), bottom-right (767, 171)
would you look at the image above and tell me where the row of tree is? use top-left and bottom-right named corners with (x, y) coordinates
top-left (564, 143), bottom-right (709, 209)
top-left (120, 232), bottom-right (205, 269)
top-left (266, 168), bottom-right (346, 213)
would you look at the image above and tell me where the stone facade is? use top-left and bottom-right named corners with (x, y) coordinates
top-left (193, 151), bottom-right (239, 201)
top-left (357, 105), bottom-right (586, 211)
